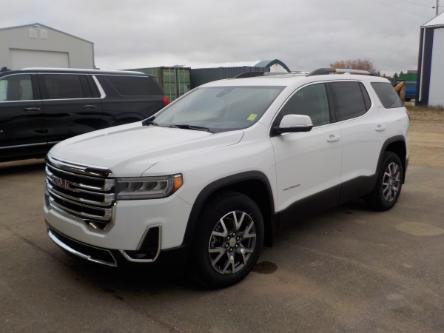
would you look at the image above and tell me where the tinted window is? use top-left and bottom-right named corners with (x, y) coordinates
top-left (0, 74), bottom-right (34, 101)
top-left (329, 81), bottom-right (368, 121)
top-left (106, 76), bottom-right (163, 96)
top-left (279, 83), bottom-right (330, 126)
top-left (371, 82), bottom-right (403, 108)
top-left (154, 86), bottom-right (284, 131)
top-left (42, 74), bottom-right (85, 99)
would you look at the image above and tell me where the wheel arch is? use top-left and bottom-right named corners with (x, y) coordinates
top-left (182, 171), bottom-right (276, 248)
top-left (378, 135), bottom-right (407, 183)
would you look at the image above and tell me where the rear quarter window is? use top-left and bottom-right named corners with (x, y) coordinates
top-left (105, 75), bottom-right (163, 96)
top-left (371, 82), bottom-right (403, 108)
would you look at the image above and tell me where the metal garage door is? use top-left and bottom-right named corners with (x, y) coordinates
top-left (10, 49), bottom-right (69, 69)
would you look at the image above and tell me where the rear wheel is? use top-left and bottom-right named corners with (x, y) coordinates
top-left (367, 151), bottom-right (404, 211)
top-left (191, 192), bottom-right (264, 289)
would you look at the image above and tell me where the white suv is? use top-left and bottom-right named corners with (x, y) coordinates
top-left (44, 69), bottom-right (409, 288)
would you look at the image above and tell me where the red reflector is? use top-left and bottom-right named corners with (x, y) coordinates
top-left (163, 95), bottom-right (169, 106)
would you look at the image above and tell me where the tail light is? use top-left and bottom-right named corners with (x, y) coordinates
top-left (163, 95), bottom-right (169, 106)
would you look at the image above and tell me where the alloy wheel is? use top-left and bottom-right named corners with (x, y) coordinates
top-left (382, 161), bottom-right (401, 202)
top-left (208, 210), bottom-right (257, 275)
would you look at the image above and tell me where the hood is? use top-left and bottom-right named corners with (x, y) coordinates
top-left (49, 123), bottom-right (243, 176)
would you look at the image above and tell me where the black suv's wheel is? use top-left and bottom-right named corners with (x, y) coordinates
top-left (367, 151), bottom-right (404, 211)
top-left (191, 192), bottom-right (264, 289)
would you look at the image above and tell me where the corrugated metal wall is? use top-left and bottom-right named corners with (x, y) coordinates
top-left (190, 66), bottom-right (266, 88)
top-left (129, 67), bottom-right (191, 101)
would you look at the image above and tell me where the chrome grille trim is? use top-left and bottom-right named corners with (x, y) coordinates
top-left (46, 157), bottom-right (115, 229)
top-left (47, 155), bottom-right (112, 177)
top-left (49, 197), bottom-right (111, 223)
top-left (46, 164), bottom-right (115, 191)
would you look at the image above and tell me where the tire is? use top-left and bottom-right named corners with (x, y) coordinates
top-left (190, 191), bottom-right (264, 289)
top-left (366, 151), bottom-right (404, 211)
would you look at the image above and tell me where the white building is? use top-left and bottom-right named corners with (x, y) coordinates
top-left (417, 13), bottom-right (444, 107)
top-left (0, 23), bottom-right (95, 70)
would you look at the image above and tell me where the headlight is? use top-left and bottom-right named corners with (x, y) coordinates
top-left (116, 174), bottom-right (183, 200)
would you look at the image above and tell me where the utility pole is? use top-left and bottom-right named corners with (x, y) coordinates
top-left (435, 0), bottom-right (440, 16)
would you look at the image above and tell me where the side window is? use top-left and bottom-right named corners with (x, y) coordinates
top-left (329, 81), bottom-right (368, 121)
top-left (105, 75), bottom-right (163, 96)
top-left (371, 82), bottom-right (403, 108)
top-left (0, 75), bottom-right (34, 101)
top-left (41, 74), bottom-right (85, 99)
top-left (279, 83), bottom-right (330, 126)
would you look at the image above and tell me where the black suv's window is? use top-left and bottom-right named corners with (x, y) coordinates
top-left (371, 82), bottom-right (403, 108)
top-left (105, 75), bottom-right (163, 96)
top-left (42, 74), bottom-right (85, 99)
top-left (279, 83), bottom-right (330, 126)
top-left (329, 81), bottom-right (369, 121)
top-left (0, 74), bottom-right (34, 101)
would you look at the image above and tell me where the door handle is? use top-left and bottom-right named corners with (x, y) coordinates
top-left (375, 124), bottom-right (386, 132)
top-left (327, 134), bottom-right (340, 143)
top-left (82, 104), bottom-right (97, 110)
top-left (24, 107), bottom-right (41, 112)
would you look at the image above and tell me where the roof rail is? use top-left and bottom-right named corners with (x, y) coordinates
top-left (234, 71), bottom-right (265, 78)
top-left (308, 68), bottom-right (372, 76)
top-left (21, 67), bottom-right (145, 75)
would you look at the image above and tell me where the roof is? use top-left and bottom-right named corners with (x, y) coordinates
top-left (0, 68), bottom-right (145, 76)
top-left (422, 13), bottom-right (444, 28)
top-left (0, 23), bottom-right (93, 44)
top-left (190, 59), bottom-right (291, 72)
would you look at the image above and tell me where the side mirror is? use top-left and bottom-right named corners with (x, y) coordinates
top-left (272, 114), bottom-right (313, 136)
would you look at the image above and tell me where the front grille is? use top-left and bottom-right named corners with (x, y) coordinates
top-left (46, 156), bottom-right (116, 229)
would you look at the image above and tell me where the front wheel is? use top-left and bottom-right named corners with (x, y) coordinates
top-left (190, 192), bottom-right (264, 289)
top-left (366, 151), bottom-right (404, 211)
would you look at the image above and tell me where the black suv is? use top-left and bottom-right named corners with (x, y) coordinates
top-left (0, 68), bottom-right (168, 162)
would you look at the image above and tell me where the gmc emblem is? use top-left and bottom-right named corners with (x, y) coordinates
top-left (52, 176), bottom-right (73, 191)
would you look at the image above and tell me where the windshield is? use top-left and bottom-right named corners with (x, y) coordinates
top-left (152, 86), bottom-right (284, 132)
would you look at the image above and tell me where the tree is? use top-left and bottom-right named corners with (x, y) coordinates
top-left (330, 59), bottom-right (376, 72)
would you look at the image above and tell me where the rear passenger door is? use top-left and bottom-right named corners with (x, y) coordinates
top-left (327, 81), bottom-right (383, 192)
top-left (39, 73), bottom-right (105, 143)
top-left (271, 83), bottom-right (342, 210)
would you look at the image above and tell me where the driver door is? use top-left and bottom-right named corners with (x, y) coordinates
top-left (271, 82), bottom-right (342, 211)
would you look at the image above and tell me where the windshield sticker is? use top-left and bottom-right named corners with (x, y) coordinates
top-left (247, 113), bottom-right (258, 121)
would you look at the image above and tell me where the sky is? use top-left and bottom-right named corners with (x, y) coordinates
top-left (0, 0), bottom-right (441, 74)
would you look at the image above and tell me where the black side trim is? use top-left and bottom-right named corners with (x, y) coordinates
top-left (182, 171), bottom-right (275, 246)
top-left (277, 182), bottom-right (341, 225)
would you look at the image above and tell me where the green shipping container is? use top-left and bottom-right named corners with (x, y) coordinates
top-left (127, 66), bottom-right (191, 101)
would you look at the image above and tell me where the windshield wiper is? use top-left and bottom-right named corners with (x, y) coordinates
top-left (167, 124), bottom-right (214, 133)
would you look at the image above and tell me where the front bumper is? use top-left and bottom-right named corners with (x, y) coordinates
top-left (44, 193), bottom-right (192, 252)
top-left (48, 227), bottom-right (188, 267)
